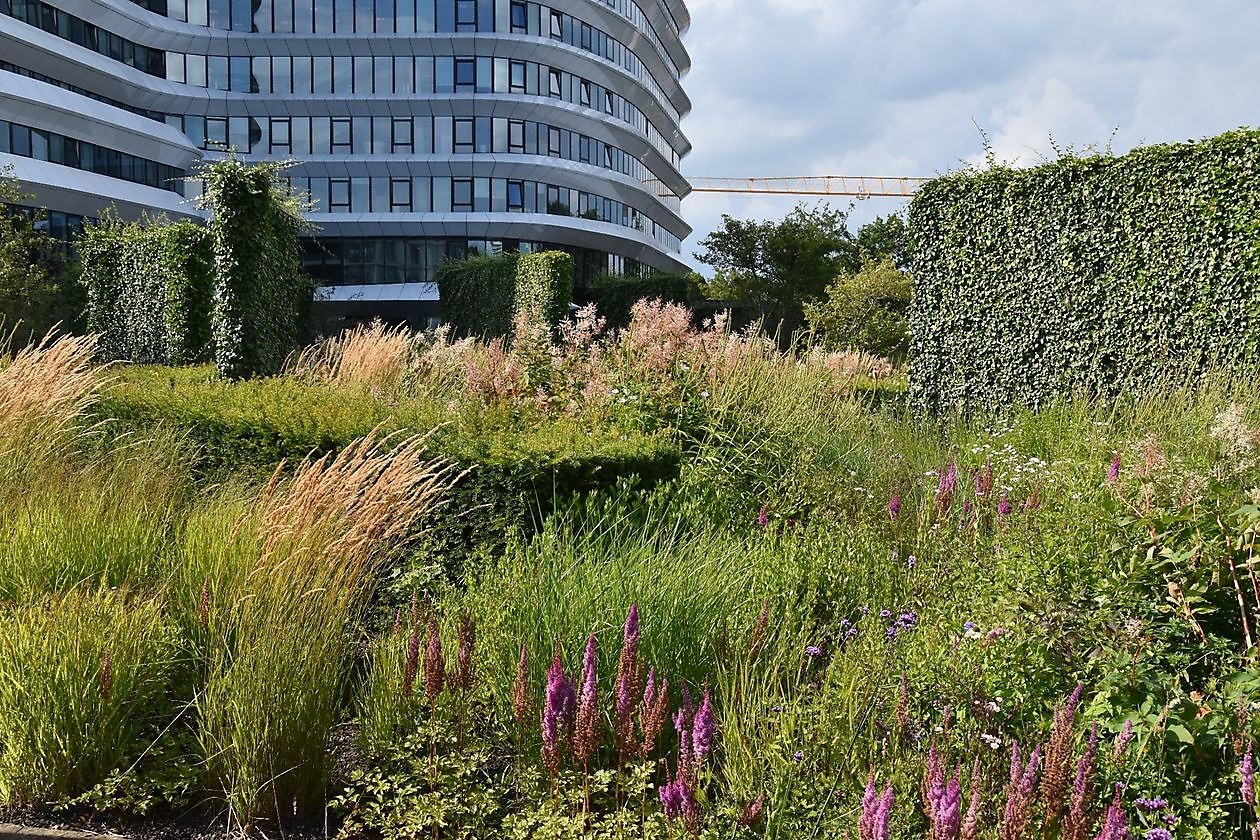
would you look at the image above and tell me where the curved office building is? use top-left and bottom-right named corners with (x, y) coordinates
top-left (0, 0), bottom-right (693, 322)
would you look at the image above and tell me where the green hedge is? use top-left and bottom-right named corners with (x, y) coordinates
top-left (907, 128), bottom-right (1260, 413)
top-left (201, 158), bottom-right (310, 379)
top-left (80, 217), bottom-right (213, 365)
top-left (437, 251), bottom-right (573, 338)
top-left (584, 272), bottom-right (699, 329)
top-left (93, 367), bottom-right (680, 575)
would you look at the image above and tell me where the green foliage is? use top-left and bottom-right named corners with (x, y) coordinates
top-left (0, 171), bottom-right (78, 342)
top-left (695, 203), bottom-right (860, 336)
top-left (804, 257), bottom-right (913, 359)
top-left (79, 213), bottom-right (213, 365)
top-left (584, 271), bottom-right (702, 329)
top-left (437, 251), bottom-right (574, 339)
top-left (854, 213), bottom-right (910, 268)
top-left (0, 590), bottom-right (178, 804)
top-left (199, 156), bottom-right (310, 379)
top-left (907, 127), bottom-right (1260, 413)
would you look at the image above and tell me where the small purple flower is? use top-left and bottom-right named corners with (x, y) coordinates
top-left (1162, 813), bottom-right (1178, 827)
top-left (859, 605), bottom-right (871, 616)
top-left (839, 619), bottom-right (851, 630)
top-left (757, 505), bottom-right (769, 527)
top-left (1143, 830), bottom-right (1172, 840)
top-left (1135, 797), bottom-right (1168, 812)
top-left (906, 555), bottom-right (917, 570)
top-left (1242, 741), bottom-right (1255, 807)
top-left (879, 609), bottom-right (892, 619)
top-left (844, 627), bottom-right (860, 641)
top-left (963, 621), bottom-right (976, 632)
top-left (998, 493), bottom-right (1012, 517)
top-left (1107, 453), bottom-right (1121, 484)
top-left (805, 645), bottom-right (822, 657)
top-left (792, 750), bottom-right (804, 762)
top-left (888, 493), bottom-right (902, 521)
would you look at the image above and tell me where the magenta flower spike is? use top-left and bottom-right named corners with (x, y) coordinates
top-left (859, 772), bottom-right (878, 840)
top-left (873, 785), bottom-right (895, 840)
top-left (1107, 453), bottom-right (1121, 484)
top-left (997, 493), bottom-right (1012, 518)
top-left (692, 686), bottom-right (715, 763)
top-left (888, 493), bottom-right (902, 521)
top-left (1114, 719), bottom-right (1135, 761)
top-left (1095, 783), bottom-right (1130, 840)
top-left (756, 505), bottom-right (769, 527)
top-left (1243, 741), bottom-right (1255, 807)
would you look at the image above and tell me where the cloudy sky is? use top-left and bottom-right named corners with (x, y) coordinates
top-left (676, 0), bottom-right (1260, 270)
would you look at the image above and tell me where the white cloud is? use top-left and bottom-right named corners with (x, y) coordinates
top-left (676, 0), bottom-right (1260, 270)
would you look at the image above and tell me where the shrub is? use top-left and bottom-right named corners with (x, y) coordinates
top-left (908, 127), bottom-right (1260, 413)
top-left (584, 271), bottom-right (700, 329)
top-left (0, 171), bottom-right (78, 343)
top-left (804, 256), bottom-right (912, 359)
top-left (199, 157), bottom-right (311, 379)
top-left (80, 215), bottom-right (213, 366)
top-left (437, 251), bottom-right (573, 339)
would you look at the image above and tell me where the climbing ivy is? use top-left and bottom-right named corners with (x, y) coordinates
top-left (80, 214), bottom-right (213, 365)
top-left (199, 157), bottom-right (311, 379)
top-left (436, 251), bottom-right (573, 338)
top-left (907, 127), bottom-right (1260, 414)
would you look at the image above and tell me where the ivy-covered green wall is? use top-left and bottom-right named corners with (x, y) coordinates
top-left (436, 250), bottom-right (573, 338)
top-left (80, 216), bottom-right (213, 365)
top-left (584, 272), bottom-right (699, 329)
top-left (201, 158), bottom-right (310, 379)
top-left (907, 128), bottom-right (1260, 413)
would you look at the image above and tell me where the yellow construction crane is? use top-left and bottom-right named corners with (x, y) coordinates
top-left (685, 176), bottom-right (927, 198)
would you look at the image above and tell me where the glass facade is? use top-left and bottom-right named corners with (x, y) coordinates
top-left (0, 119), bottom-right (187, 194)
top-left (1, 0), bottom-right (692, 304)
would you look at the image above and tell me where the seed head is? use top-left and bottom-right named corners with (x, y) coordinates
top-left (99, 650), bottom-right (113, 702)
top-left (512, 644), bottom-right (530, 731)
top-left (423, 614), bottom-right (444, 703)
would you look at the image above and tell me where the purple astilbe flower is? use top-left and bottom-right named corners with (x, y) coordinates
top-left (873, 785), bottom-right (895, 840)
top-left (1114, 719), bottom-right (1135, 761)
top-left (642, 667), bottom-right (656, 710)
top-left (756, 505), bottom-right (769, 527)
top-left (1243, 741), bottom-right (1255, 807)
top-left (659, 773), bottom-right (684, 819)
top-left (1064, 723), bottom-right (1099, 840)
top-left (423, 615), bottom-right (444, 703)
top-left (888, 493), bottom-right (902, 521)
top-left (935, 462), bottom-right (958, 513)
top-left (573, 633), bottom-right (600, 765)
top-left (860, 773), bottom-right (878, 840)
top-left (1095, 784), bottom-right (1130, 840)
top-left (1107, 453), bottom-right (1121, 484)
top-left (614, 604), bottom-right (641, 759)
top-left (961, 758), bottom-right (983, 840)
top-left (935, 771), bottom-right (963, 840)
top-left (692, 686), bottom-right (715, 763)
top-left (674, 683), bottom-right (695, 734)
top-left (1000, 741), bottom-right (1040, 840)
top-left (1041, 684), bottom-right (1085, 825)
top-left (924, 743), bottom-right (945, 825)
top-left (997, 493), bottom-right (1012, 518)
top-left (976, 459), bottom-right (994, 497)
top-left (540, 648), bottom-right (570, 773)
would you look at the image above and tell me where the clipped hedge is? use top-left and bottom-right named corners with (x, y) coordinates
top-left (584, 272), bottom-right (698, 329)
top-left (93, 366), bottom-right (680, 575)
top-left (908, 128), bottom-right (1260, 413)
top-left (437, 250), bottom-right (573, 338)
top-left (80, 217), bottom-right (213, 365)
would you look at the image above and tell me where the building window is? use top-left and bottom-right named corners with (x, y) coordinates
top-left (547, 126), bottom-right (561, 158)
top-left (509, 60), bottom-right (526, 94)
top-left (548, 9), bottom-right (562, 39)
top-left (390, 178), bottom-right (411, 211)
top-left (455, 0), bottom-right (475, 31)
top-left (548, 67), bottom-right (562, 98)
top-left (331, 118), bottom-right (352, 154)
top-left (454, 58), bottom-right (475, 92)
top-left (270, 117), bottom-right (291, 154)
top-left (329, 178), bottom-right (351, 212)
top-left (392, 117), bottom-right (413, 153)
top-left (452, 178), bottom-right (473, 212)
top-left (507, 179), bottom-right (524, 212)
top-left (507, 119), bottom-right (525, 153)
top-left (509, 0), bottom-right (525, 32)
top-left (579, 80), bottom-right (591, 107)
top-left (453, 118), bottom-right (474, 154)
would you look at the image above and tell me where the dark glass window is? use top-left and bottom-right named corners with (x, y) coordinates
top-left (454, 0), bottom-right (473, 30)
top-left (548, 67), bottom-right (561, 98)
top-left (454, 58), bottom-right (475, 92)
top-left (270, 117), bottom-right (291, 153)
top-left (329, 178), bottom-right (351, 211)
top-left (508, 0), bottom-right (525, 31)
top-left (392, 117), bottom-right (413, 153)
top-left (507, 179), bottom-right (523, 211)
top-left (390, 178), bottom-right (411, 211)
top-left (509, 60), bottom-right (525, 93)
top-left (331, 118), bottom-right (352, 153)
top-left (507, 119), bottom-right (524, 153)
